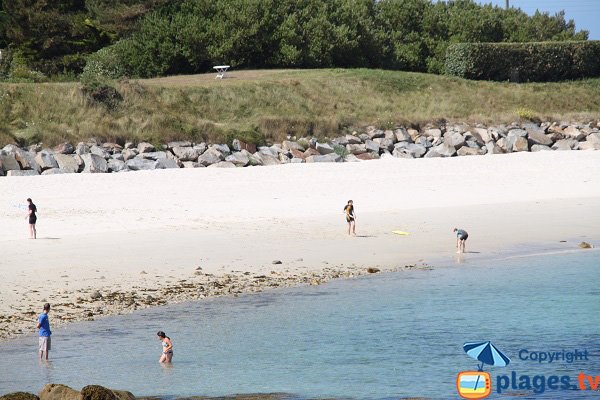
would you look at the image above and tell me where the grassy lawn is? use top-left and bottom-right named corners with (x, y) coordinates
top-left (1, 69), bottom-right (599, 147)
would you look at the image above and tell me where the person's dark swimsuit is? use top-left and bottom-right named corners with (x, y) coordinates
top-left (28, 203), bottom-right (37, 225)
top-left (344, 205), bottom-right (354, 222)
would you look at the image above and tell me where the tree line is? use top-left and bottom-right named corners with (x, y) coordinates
top-left (0, 0), bottom-right (589, 79)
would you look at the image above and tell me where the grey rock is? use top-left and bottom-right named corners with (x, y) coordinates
top-left (167, 141), bottom-right (192, 149)
top-left (141, 151), bottom-right (167, 160)
top-left (472, 127), bottom-right (493, 143)
top-left (424, 128), bottom-right (442, 138)
top-left (401, 143), bottom-right (427, 158)
top-left (496, 138), bottom-right (511, 153)
top-left (305, 153), bottom-right (342, 163)
top-left (90, 145), bottom-right (110, 159)
top-left (562, 126), bottom-right (586, 141)
top-left (290, 157), bottom-right (304, 163)
top-left (211, 143), bottom-right (231, 155)
top-left (415, 136), bottom-right (432, 148)
top-left (527, 131), bottom-right (553, 146)
top-left (488, 126), bottom-right (507, 140)
top-left (137, 142), bottom-right (155, 153)
top-left (81, 154), bottom-right (108, 173)
top-left (394, 128), bottom-right (411, 142)
top-left (444, 132), bottom-right (466, 149)
top-left (316, 142), bottom-right (335, 155)
top-left (182, 161), bottom-right (199, 168)
top-left (367, 129), bottom-right (385, 139)
top-left (586, 132), bottom-right (600, 145)
top-left (208, 161), bottom-right (236, 168)
top-left (485, 142), bottom-right (504, 155)
top-left (122, 149), bottom-right (138, 161)
top-left (193, 143), bottom-right (208, 155)
top-left (373, 138), bottom-right (395, 152)
top-left (358, 133), bottom-right (370, 142)
top-left (172, 146), bottom-right (199, 161)
top-left (346, 144), bottom-right (367, 155)
top-left (364, 139), bottom-right (380, 153)
top-left (423, 149), bottom-right (441, 158)
top-left (257, 146), bottom-right (278, 157)
top-left (332, 136), bottom-right (349, 146)
top-left (11, 148), bottom-right (40, 172)
top-left (344, 154), bottom-right (360, 162)
top-left (7, 169), bottom-right (39, 176)
top-left (464, 131), bottom-right (485, 145)
top-left (457, 146), bottom-right (483, 156)
top-left (156, 158), bottom-right (180, 169)
top-left (512, 136), bottom-right (529, 152)
top-left (126, 158), bottom-right (157, 170)
top-left (197, 149), bottom-right (224, 166)
top-left (107, 159), bottom-right (127, 172)
top-left (110, 153), bottom-right (125, 162)
top-left (579, 141), bottom-right (600, 150)
top-left (465, 140), bottom-right (480, 149)
top-left (530, 145), bottom-right (552, 152)
top-left (123, 142), bottom-right (135, 150)
top-left (384, 130), bottom-right (397, 142)
top-left (282, 140), bottom-right (305, 152)
top-left (75, 142), bottom-right (90, 155)
top-left (35, 151), bottom-right (59, 170)
top-left (54, 142), bottom-right (74, 154)
top-left (523, 123), bottom-right (546, 136)
top-left (345, 134), bottom-right (362, 144)
top-left (552, 139), bottom-right (578, 151)
top-left (407, 128), bottom-right (420, 141)
top-left (431, 142), bottom-right (456, 157)
top-left (507, 128), bottom-right (527, 137)
top-left (41, 168), bottom-right (65, 175)
top-left (54, 154), bottom-right (80, 173)
top-left (253, 153), bottom-right (280, 166)
top-left (225, 152), bottom-right (250, 166)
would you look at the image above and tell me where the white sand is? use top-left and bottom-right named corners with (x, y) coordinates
top-left (0, 151), bottom-right (599, 336)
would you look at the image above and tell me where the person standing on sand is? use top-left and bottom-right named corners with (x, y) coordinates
top-left (157, 331), bottom-right (173, 363)
top-left (36, 303), bottom-right (51, 360)
top-left (344, 200), bottom-right (356, 236)
top-left (454, 228), bottom-right (468, 254)
top-left (27, 198), bottom-right (37, 239)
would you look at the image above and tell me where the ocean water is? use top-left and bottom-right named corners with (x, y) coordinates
top-left (1, 251), bottom-right (599, 399)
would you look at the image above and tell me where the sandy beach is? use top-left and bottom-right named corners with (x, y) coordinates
top-left (0, 151), bottom-right (599, 339)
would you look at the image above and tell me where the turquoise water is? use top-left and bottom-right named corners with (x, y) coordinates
top-left (1, 251), bottom-right (599, 399)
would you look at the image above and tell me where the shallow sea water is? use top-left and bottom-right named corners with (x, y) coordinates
top-left (1, 251), bottom-right (599, 399)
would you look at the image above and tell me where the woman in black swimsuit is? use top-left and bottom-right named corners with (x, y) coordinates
top-left (27, 198), bottom-right (37, 239)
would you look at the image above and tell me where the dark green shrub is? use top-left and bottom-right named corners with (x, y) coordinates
top-left (445, 41), bottom-right (600, 82)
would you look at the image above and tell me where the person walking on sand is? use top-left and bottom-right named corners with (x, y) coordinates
top-left (454, 228), bottom-right (468, 254)
top-left (157, 331), bottom-right (173, 363)
top-left (36, 303), bottom-right (51, 360)
top-left (27, 198), bottom-right (37, 239)
top-left (344, 200), bottom-right (356, 236)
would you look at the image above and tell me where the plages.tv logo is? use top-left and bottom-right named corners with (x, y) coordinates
top-left (456, 341), bottom-right (511, 399)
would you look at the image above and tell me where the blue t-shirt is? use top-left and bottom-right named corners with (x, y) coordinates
top-left (38, 313), bottom-right (51, 337)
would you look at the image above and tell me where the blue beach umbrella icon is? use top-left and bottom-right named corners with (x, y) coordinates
top-left (463, 341), bottom-right (510, 391)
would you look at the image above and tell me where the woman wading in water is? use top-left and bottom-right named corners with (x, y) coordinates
top-left (157, 331), bottom-right (173, 363)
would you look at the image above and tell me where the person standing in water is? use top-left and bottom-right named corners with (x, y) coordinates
top-left (36, 303), bottom-right (51, 360)
top-left (344, 200), bottom-right (356, 236)
top-left (157, 331), bottom-right (173, 363)
top-left (454, 228), bottom-right (468, 254)
top-left (27, 198), bottom-right (37, 239)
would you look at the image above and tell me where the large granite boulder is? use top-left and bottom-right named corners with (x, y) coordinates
top-left (126, 158), bottom-right (157, 170)
top-left (552, 138), bottom-right (578, 151)
top-left (41, 169), bottom-right (65, 175)
top-left (7, 170), bottom-right (39, 176)
top-left (346, 144), bottom-right (367, 155)
top-left (530, 145), bottom-right (552, 152)
top-left (373, 138), bottom-right (395, 152)
top-left (396, 143), bottom-right (427, 158)
top-left (38, 384), bottom-right (79, 400)
top-left (424, 128), bottom-right (442, 138)
top-left (172, 146), bottom-right (198, 161)
top-left (431, 142), bottom-right (456, 157)
top-left (527, 131), bottom-right (553, 146)
top-left (122, 149), bottom-right (137, 161)
top-left (457, 146), bottom-right (483, 156)
top-left (107, 159), bottom-right (127, 172)
top-left (394, 128), bottom-right (411, 142)
top-left (7, 147), bottom-right (40, 172)
top-left (137, 142), bottom-right (155, 153)
top-left (282, 140), bottom-right (305, 152)
top-left (512, 136), bottom-right (529, 152)
top-left (35, 151), bottom-right (58, 170)
top-left (167, 141), bottom-right (192, 149)
top-left (364, 139), bottom-right (380, 153)
top-left (54, 153), bottom-right (79, 174)
top-left (75, 142), bottom-right (90, 155)
top-left (197, 149), bottom-right (224, 166)
top-left (225, 152), bottom-right (250, 166)
top-left (252, 152), bottom-right (280, 166)
top-left (81, 154), bottom-right (108, 173)
top-left (208, 161), bottom-right (236, 168)
top-left (562, 126), bottom-right (586, 141)
top-left (141, 151), bottom-right (167, 160)
top-left (305, 153), bottom-right (342, 163)
top-left (485, 142), bottom-right (504, 155)
top-left (90, 145), bottom-right (110, 159)
top-left (444, 132), bottom-right (465, 149)
top-left (345, 134), bottom-right (362, 144)
top-left (156, 158), bottom-right (179, 169)
top-left (316, 142), bottom-right (335, 155)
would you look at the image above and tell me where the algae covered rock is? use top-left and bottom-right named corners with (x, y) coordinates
top-left (0, 392), bottom-right (40, 400)
top-left (80, 385), bottom-right (117, 400)
top-left (38, 384), bottom-right (79, 400)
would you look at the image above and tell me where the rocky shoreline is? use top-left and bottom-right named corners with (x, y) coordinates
top-left (0, 263), bottom-right (430, 340)
top-left (0, 121), bottom-right (598, 175)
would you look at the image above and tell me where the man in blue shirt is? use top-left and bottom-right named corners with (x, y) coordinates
top-left (454, 228), bottom-right (469, 254)
top-left (36, 303), bottom-right (52, 360)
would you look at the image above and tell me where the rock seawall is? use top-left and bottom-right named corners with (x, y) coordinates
top-left (1, 121), bottom-right (598, 176)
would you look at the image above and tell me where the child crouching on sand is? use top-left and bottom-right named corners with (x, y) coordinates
top-left (157, 331), bottom-right (173, 363)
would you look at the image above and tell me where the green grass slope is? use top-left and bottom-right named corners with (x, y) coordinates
top-left (1, 69), bottom-right (599, 147)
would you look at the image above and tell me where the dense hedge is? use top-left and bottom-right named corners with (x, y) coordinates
top-left (445, 41), bottom-right (600, 82)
